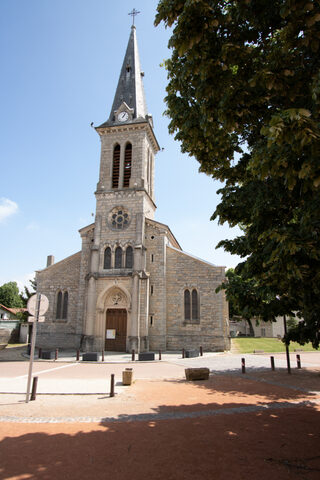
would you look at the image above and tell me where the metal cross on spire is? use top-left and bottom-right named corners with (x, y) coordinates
top-left (128, 8), bottom-right (140, 26)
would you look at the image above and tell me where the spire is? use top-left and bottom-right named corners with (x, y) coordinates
top-left (100, 25), bottom-right (148, 127)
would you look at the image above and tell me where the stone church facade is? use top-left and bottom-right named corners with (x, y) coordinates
top-left (36, 26), bottom-right (230, 353)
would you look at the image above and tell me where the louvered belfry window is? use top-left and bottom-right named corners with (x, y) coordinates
top-left (123, 143), bottom-right (132, 187)
top-left (112, 144), bottom-right (120, 188)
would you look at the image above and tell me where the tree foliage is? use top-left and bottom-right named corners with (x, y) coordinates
top-left (155, 0), bottom-right (320, 347)
top-left (0, 282), bottom-right (24, 308)
top-left (20, 278), bottom-right (37, 306)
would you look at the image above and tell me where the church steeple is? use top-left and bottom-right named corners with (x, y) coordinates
top-left (99, 25), bottom-right (149, 127)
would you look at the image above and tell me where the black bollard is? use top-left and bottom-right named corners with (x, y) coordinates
top-left (132, 349), bottom-right (135, 361)
top-left (55, 348), bottom-right (58, 361)
top-left (38, 348), bottom-right (42, 359)
top-left (200, 346), bottom-right (203, 356)
top-left (101, 350), bottom-right (105, 362)
top-left (296, 354), bottom-right (301, 369)
top-left (159, 350), bottom-right (162, 361)
top-left (76, 349), bottom-right (80, 361)
top-left (182, 348), bottom-right (185, 359)
top-left (30, 376), bottom-right (38, 401)
top-left (241, 357), bottom-right (246, 374)
top-left (270, 356), bottom-right (275, 371)
top-left (110, 373), bottom-right (115, 397)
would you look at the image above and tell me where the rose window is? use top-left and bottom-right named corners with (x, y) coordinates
top-left (108, 207), bottom-right (130, 230)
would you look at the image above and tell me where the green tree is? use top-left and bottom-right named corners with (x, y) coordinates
top-left (217, 268), bottom-right (293, 336)
top-left (155, 0), bottom-right (320, 347)
top-left (0, 282), bottom-right (24, 308)
top-left (20, 278), bottom-right (37, 306)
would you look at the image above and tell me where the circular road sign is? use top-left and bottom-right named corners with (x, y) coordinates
top-left (27, 294), bottom-right (49, 316)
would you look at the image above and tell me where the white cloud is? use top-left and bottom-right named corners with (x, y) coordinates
top-left (0, 198), bottom-right (18, 223)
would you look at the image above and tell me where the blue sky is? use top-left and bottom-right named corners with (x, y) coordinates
top-left (0, 0), bottom-right (241, 291)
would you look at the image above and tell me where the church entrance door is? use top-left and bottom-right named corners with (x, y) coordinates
top-left (105, 309), bottom-right (127, 351)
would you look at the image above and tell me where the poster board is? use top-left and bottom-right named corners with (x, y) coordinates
top-left (106, 329), bottom-right (116, 339)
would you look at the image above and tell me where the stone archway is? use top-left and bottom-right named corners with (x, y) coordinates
top-left (96, 286), bottom-right (131, 352)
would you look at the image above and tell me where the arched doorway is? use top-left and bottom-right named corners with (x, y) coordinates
top-left (105, 308), bottom-right (127, 351)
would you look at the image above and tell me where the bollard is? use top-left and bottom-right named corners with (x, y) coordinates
top-left (30, 376), bottom-right (38, 401)
top-left (132, 349), bottom-right (135, 361)
top-left (110, 373), bottom-right (115, 397)
top-left (38, 348), bottom-right (42, 359)
top-left (241, 357), bottom-right (246, 374)
top-left (270, 356), bottom-right (275, 371)
top-left (296, 354), bottom-right (301, 369)
top-left (55, 348), bottom-right (58, 361)
top-left (200, 345), bottom-right (203, 356)
top-left (102, 350), bottom-right (104, 362)
top-left (182, 348), bottom-right (185, 359)
top-left (76, 349), bottom-right (80, 361)
top-left (159, 350), bottom-right (161, 361)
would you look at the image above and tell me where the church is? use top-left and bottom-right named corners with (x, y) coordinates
top-left (36, 25), bottom-right (230, 353)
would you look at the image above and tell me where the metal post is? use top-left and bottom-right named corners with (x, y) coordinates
top-left (30, 376), bottom-right (38, 401)
top-left (76, 349), bottom-right (80, 361)
top-left (270, 356), bottom-right (275, 371)
top-left (55, 348), bottom-right (58, 361)
top-left (132, 349), bottom-right (135, 361)
top-left (26, 294), bottom-right (41, 403)
top-left (200, 345), bottom-right (203, 356)
top-left (296, 354), bottom-right (301, 369)
top-left (101, 350), bottom-right (104, 362)
top-left (241, 357), bottom-right (246, 374)
top-left (182, 348), bottom-right (185, 359)
top-left (283, 315), bottom-right (291, 374)
top-left (159, 350), bottom-right (161, 361)
top-left (110, 373), bottom-right (115, 397)
top-left (38, 347), bottom-right (42, 359)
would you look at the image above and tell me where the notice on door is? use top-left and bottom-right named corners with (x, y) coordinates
top-left (106, 329), bottom-right (116, 339)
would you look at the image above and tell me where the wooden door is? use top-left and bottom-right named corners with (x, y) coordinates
top-left (105, 309), bottom-right (127, 351)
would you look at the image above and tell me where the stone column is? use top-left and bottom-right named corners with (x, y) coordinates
top-left (128, 271), bottom-right (140, 352)
top-left (83, 215), bottom-right (101, 351)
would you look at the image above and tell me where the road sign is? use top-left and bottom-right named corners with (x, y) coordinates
top-left (28, 316), bottom-right (45, 323)
top-left (27, 294), bottom-right (49, 316)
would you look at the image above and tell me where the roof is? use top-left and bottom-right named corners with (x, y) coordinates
top-left (146, 218), bottom-right (182, 250)
top-left (98, 25), bottom-right (148, 127)
top-left (0, 304), bottom-right (26, 315)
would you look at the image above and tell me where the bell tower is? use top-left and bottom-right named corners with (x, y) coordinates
top-left (82, 24), bottom-right (159, 353)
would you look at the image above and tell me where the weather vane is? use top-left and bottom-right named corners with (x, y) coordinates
top-left (128, 8), bottom-right (140, 26)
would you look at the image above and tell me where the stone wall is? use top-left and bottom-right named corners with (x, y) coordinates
top-left (165, 246), bottom-right (230, 352)
top-left (36, 252), bottom-right (82, 349)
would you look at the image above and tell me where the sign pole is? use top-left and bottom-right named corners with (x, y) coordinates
top-left (25, 293), bottom-right (41, 403)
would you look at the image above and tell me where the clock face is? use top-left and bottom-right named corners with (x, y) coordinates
top-left (118, 111), bottom-right (129, 122)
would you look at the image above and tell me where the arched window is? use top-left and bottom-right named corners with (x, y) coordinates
top-left (104, 247), bottom-right (111, 269)
top-left (123, 143), bottom-right (132, 187)
top-left (112, 144), bottom-right (120, 188)
top-left (56, 291), bottom-right (68, 320)
top-left (125, 246), bottom-right (133, 268)
top-left (115, 246), bottom-right (122, 268)
top-left (192, 289), bottom-right (198, 320)
top-left (184, 288), bottom-right (199, 322)
top-left (56, 291), bottom-right (62, 319)
top-left (184, 290), bottom-right (191, 321)
top-left (62, 291), bottom-right (68, 319)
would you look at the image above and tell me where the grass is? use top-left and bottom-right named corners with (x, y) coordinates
top-left (232, 337), bottom-right (318, 354)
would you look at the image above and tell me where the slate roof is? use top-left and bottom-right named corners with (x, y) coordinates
top-left (98, 25), bottom-right (148, 127)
